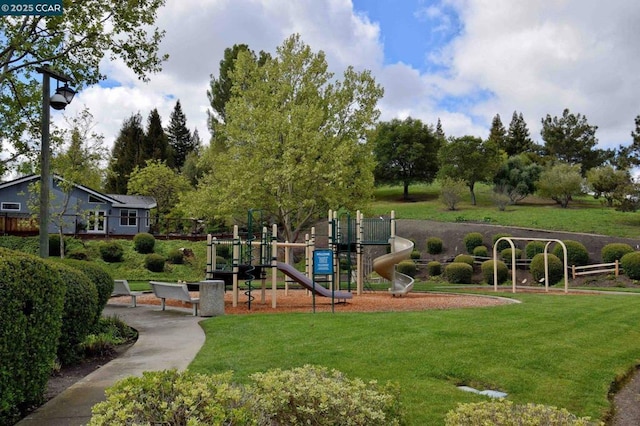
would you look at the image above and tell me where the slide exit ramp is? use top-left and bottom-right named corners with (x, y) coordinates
top-left (372, 236), bottom-right (415, 296)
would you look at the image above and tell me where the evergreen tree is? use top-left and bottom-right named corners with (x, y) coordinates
top-left (488, 114), bottom-right (507, 153)
top-left (435, 118), bottom-right (446, 142)
top-left (166, 100), bottom-right (195, 170)
top-left (506, 111), bottom-right (534, 156)
top-left (143, 109), bottom-right (171, 166)
top-left (105, 113), bottom-right (145, 194)
top-left (616, 115), bottom-right (640, 169)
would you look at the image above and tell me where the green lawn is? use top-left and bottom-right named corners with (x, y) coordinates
top-left (367, 183), bottom-right (640, 238)
top-left (190, 293), bottom-right (640, 424)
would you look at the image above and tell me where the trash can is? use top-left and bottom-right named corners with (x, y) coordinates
top-left (199, 280), bottom-right (225, 317)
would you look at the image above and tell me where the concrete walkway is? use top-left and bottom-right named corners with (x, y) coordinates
top-left (17, 303), bottom-right (206, 426)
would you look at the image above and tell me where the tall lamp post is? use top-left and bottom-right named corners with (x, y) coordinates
top-left (36, 65), bottom-right (76, 258)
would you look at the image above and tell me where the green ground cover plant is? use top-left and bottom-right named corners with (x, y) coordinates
top-left (190, 293), bottom-right (640, 424)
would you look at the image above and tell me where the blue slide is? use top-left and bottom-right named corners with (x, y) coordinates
top-left (276, 262), bottom-right (352, 300)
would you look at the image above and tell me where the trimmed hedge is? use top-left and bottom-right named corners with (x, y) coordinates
top-left (501, 248), bottom-right (523, 264)
top-left (445, 400), bottom-right (596, 426)
top-left (473, 245), bottom-right (488, 258)
top-left (133, 232), bottom-right (156, 254)
top-left (552, 240), bottom-right (589, 266)
top-left (145, 253), bottom-right (166, 272)
top-left (530, 253), bottom-right (564, 285)
top-left (621, 251), bottom-right (640, 280)
top-left (167, 248), bottom-right (184, 264)
top-left (481, 260), bottom-right (509, 284)
top-left (463, 232), bottom-right (483, 254)
top-left (410, 249), bottom-right (421, 260)
top-left (601, 243), bottom-right (634, 263)
top-left (47, 262), bottom-right (99, 365)
top-left (525, 241), bottom-right (546, 259)
top-left (426, 237), bottom-right (443, 254)
top-left (492, 233), bottom-right (513, 253)
top-left (62, 260), bottom-right (114, 320)
top-left (0, 248), bottom-right (66, 424)
top-left (454, 254), bottom-right (474, 266)
top-left (397, 260), bottom-right (417, 278)
top-left (444, 262), bottom-right (473, 284)
top-left (99, 241), bottom-right (124, 263)
top-left (427, 261), bottom-right (442, 276)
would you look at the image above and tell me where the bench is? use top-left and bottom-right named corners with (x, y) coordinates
top-left (149, 281), bottom-right (200, 316)
top-left (111, 279), bottom-right (144, 307)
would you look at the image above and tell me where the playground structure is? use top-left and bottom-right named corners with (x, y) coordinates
top-left (205, 210), bottom-right (414, 309)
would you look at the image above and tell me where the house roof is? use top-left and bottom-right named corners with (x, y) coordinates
top-left (0, 174), bottom-right (157, 209)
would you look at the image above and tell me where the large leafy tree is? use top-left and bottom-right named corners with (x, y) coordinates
top-left (586, 166), bottom-right (633, 208)
top-left (185, 34), bottom-right (383, 243)
top-left (437, 136), bottom-right (504, 205)
top-left (541, 108), bottom-right (611, 174)
top-left (0, 1), bottom-right (167, 176)
top-left (372, 117), bottom-right (441, 200)
top-left (536, 163), bottom-right (584, 208)
top-left (105, 113), bottom-right (146, 194)
top-left (493, 155), bottom-right (543, 204)
top-left (128, 160), bottom-right (190, 217)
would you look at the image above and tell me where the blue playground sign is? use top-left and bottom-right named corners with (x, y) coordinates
top-left (313, 249), bottom-right (333, 275)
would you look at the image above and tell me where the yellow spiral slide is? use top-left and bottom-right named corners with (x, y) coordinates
top-left (372, 236), bottom-right (415, 296)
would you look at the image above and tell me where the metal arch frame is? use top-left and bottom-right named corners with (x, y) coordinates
top-left (493, 237), bottom-right (569, 293)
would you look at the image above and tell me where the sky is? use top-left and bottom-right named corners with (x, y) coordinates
top-left (58, 0), bottom-right (640, 154)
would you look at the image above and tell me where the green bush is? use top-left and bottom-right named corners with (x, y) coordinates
top-left (49, 234), bottom-right (62, 257)
top-left (167, 248), bottom-right (184, 264)
top-left (88, 370), bottom-right (251, 426)
top-left (501, 248), bottom-right (523, 264)
top-left (426, 237), bottom-right (443, 254)
top-left (397, 260), bottom-right (417, 278)
top-left (47, 262), bottom-right (99, 365)
top-left (454, 254), bottom-right (474, 266)
top-left (99, 241), bottom-right (124, 263)
top-left (410, 249), bottom-right (421, 260)
top-left (0, 235), bottom-right (40, 255)
top-left (481, 260), bottom-right (509, 284)
top-left (492, 233), bottom-right (513, 253)
top-left (81, 316), bottom-right (138, 358)
top-left (621, 251), bottom-right (640, 280)
top-left (67, 249), bottom-right (89, 260)
top-left (445, 400), bottom-right (597, 426)
top-left (530, 253), bottom-right (564, 284)
top-left (427, 261), bottom-right (442, 276)
top-left (248, 365), bottom-right (402, 426)
top-left (463, 232), bottom-right (484, 254)
top-left (444, 262), bottom-right (474, 284)
top-left (215, 255), bottom-right (227, 269)
top-left (62, 260), bottom-right (114, 320)
top-left (525, 241), bottom-right (546, 259)
top-left (0, 248), bottom-right (66, 424)
top-left (552, 240), bottom-right (589, 266)
top-left (601, 243), bottom-right (634, 263)
top-left (215, 243), bottom-right (232, 259)
top-left (133, 232), bottom-right (156, 254)
top-left (145, 253), bottom-right (166, 272)
top-left (473, 245), bottom-right (488, 258)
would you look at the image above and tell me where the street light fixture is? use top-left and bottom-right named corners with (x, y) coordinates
top-left (35, 64), bottom-right (76, 258)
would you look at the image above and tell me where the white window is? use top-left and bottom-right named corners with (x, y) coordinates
top-left (120, 209), bottom-right (138, 227)
top-left (1, 202), bottom-right (21, 211)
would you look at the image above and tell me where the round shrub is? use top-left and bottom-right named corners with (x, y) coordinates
top-left (444, 262), bottom-right (474, 284)
top-left (552, 240), bottom-right (589, 266)
top-left (445, 400), bottom-right (596, 426)
top-left (67, 249), bottom-right (89, 260)
top-left (145, 253), bottom-right (166, 272)
top-left (47, 262), bottom-right (99, 365)
top-left (215, 255), bottom-right (227, 269)
top-left (454, 254), bottom-right (474, 266)
top-left (88, 370), bottom-right (251, 426)
top-left (427, 261), bottom-right (442, 276)
top-left (473, 245), bottom-right (488, 258)
top-left (397, 260), bottom-right (417, 278)
top-left (248, 365), bottom-right (403, 426)
top-left (62, 259), bottom-right (114, 319)
top-left (525, 241), bottom-right (546, 259)
top-left (501, 248), bottom-right (522, 264)
top-left (601, 243), bottom-right (634, 263)
top-left (621, 251), bottom-right (640, 280)
top-left (133, 232), bottom-right (156, 254)
top-left (99, 241), bottom-right (124, 263)
top-left (167, 248), bottom-right (184, 264)
top-left (426, 237), bottom-right (443, 254)
top-left (481, 260), bottom-right (508, 285)
top-left (410, 249), bottom-right (421, 260)
top-left (463, 232), bottom-right (484, 254)
top-left (530, 253), bottom-right (564, 285)
top-left (0, 248), bottom-right (66, 424)
top-left (492, 233), bottom-right (513, 253)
